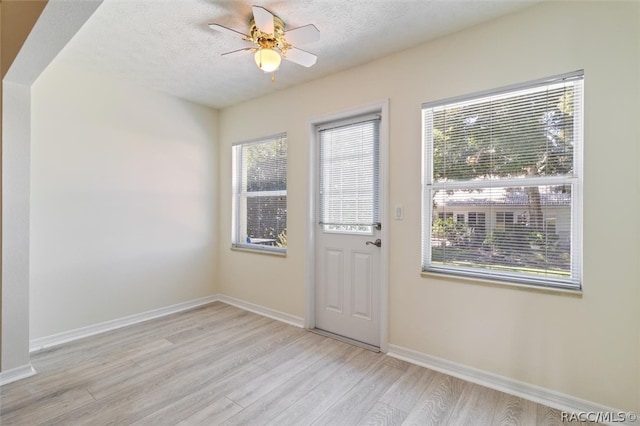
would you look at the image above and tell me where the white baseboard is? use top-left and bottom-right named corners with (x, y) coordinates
top-left (29, 294), bottom-right (303, 353)
top-left (29, 295), bottom-right (219, 352)
top-left (0, 364), bottom-right (36, 386)
top-left (387, 344), bottom-right (633, 426)
top-left (216, 294), bottom-right (304, 328)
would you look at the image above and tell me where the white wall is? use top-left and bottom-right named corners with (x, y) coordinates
top-left (30, 61), bottom-right (218, 339)
top-left (1, 0), bottom-right (103, 372)
top-left (2, 81), bottom-right (32, 371)
top-left (218, 1), bottom-right (640, 412)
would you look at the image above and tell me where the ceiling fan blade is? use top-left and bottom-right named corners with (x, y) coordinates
top-left (221, 47), bottom-right (255, 57)
top-left (284, 47), bottom-right (317, 68)
top-left (285, 24), bottom-right (320, 45)
top-left (208, 23), bottom-right (249, 39)
top-left (252, 5), bottom-right (274, 34)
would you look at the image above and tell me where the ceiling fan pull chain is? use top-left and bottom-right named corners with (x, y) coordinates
top-left (272, 73), bottom-right (276, 83)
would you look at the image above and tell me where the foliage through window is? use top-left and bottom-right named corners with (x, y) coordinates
top-left (232, 134), bottom-right (287, 253)
top-left (422, 72), bottom-right (583, 289)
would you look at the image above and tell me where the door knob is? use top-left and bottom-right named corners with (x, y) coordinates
top-left (366, 239), bottom-right (382, 247)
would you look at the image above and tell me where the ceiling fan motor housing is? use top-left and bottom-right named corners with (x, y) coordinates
top-left (249, 16), bottom-right (289, 53)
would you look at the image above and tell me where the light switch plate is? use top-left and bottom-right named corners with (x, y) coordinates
top-left (394, 204), bottom-right (404, 220)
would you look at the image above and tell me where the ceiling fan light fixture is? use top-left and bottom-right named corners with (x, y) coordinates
top-left (254, 48), bottom-right (281, 73)
top-left (210, 6), bottom-right (319, 81)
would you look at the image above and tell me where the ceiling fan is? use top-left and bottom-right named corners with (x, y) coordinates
top-left (209, 5), bottom-right (320, 81)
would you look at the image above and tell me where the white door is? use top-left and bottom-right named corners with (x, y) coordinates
top-left (314, 114), bottom-right (382, 348)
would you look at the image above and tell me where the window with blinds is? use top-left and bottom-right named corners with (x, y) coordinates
top-left (232, 134), bottom-right (287, 253)
top-left (318, 115), bottom-right (380, 234)
top-left (422, 72), bottom-right (583, 290)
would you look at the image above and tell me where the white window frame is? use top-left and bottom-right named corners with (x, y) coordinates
top-left (231, 133), bottom-right (287, 254)
top-left (422, 71), bottom-right (583, 290)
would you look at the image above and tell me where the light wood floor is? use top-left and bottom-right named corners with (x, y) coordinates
top-left (1, 302), bottom-right (580, 425)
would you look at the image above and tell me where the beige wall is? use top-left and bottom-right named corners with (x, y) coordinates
top-left (218, 1), bottom-right (640, 412)
top-left (30, 61), bottom-right (219, 338)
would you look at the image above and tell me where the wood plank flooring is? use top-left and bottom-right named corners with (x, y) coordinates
top-left (0, 302), bottom-right (582, 425)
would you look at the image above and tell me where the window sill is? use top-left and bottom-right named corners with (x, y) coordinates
top-left (420, 270), bottom-right (583, 296)
top-left (230, 245), bottom-right (286, 257)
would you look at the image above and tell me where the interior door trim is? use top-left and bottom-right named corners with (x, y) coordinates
top-left (305, 99), bottom-right (390, 353)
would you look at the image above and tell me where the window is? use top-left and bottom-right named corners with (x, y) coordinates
top-left (468, 212), bottom-right (486, 231)
top-left (422, 72), bottom-right (583, 290)
top-left (232, 134), bottom-right (287, 253)
top-left (318, 114), bottom-right (380, 234)
top-left (467, 212), bottom-right (486, 246)
top-left (496, 212), bottom-right (514, 230)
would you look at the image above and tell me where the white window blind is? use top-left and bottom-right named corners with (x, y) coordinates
top-left (318, 115), bottom-right (380, 229)
top-left (422, 72), bottom-right (583, 289)
top-left (232, 134), bottom-right (287, 252)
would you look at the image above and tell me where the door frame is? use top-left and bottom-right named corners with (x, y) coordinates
top-left (305, 99), bottom-right (389, 353)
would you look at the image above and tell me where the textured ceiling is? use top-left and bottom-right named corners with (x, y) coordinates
top-left (55, 0), bottom-right (538, 109)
